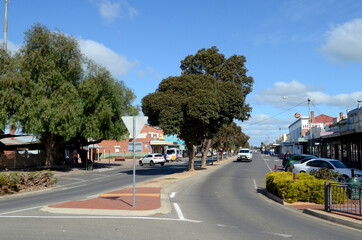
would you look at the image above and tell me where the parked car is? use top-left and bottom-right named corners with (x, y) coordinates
top-left (290, 158), bottom-right (362, 181)
top-left (285, 154), bottom-right (316, 171)
top-left (166, 148), bottom-right (182, 162)
top-left (263, 150), bottom-right (274, 156)
top-left (139, 153), bottom-right (165, 166)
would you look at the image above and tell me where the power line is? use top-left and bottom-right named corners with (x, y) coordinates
top-left (245, 101), bottom-right (306, 126)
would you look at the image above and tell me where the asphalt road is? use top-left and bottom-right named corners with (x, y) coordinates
top-left (0, 153), bottom-right (361, 240)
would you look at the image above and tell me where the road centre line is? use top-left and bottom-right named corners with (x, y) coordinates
top-left (59, 173), bottom-right (122, 188)
top-left (261, 156), bottom-right (272, 172)
top-left (173, 203), bottom-right (185, 220)
top-left (170, 192), bottom-right (176, 198)
top-left (0, 215), bottom-right (201, 223)
top-left (0, 206), bottom-right (43, 215)
top-left (253, 179), bottom-right (257, 190)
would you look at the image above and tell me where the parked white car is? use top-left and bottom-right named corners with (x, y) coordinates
top-left (139, 153), bottom-right (165, 166)
top-left (291, 158), bottom-right (362, 181)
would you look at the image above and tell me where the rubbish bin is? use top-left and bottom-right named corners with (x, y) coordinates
top-left (347, 178), bottom-right (361, 200)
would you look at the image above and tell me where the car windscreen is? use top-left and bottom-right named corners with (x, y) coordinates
top-left (330, 160), bottom-right (347, 168)
top-left (166, 150), bottom-right (175, 154)
top-left (239, 150), bottom-right (249, 153)
top-left (155, 154), bottom-right (163, 157)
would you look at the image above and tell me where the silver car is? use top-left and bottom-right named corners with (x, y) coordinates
top-left (291, 158), bottom-right (362, 181)
top-left (139, 153), bottom-right (165, 166)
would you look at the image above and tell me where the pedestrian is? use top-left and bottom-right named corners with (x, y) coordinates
top-left (282, 151), bottom-right (290, 170)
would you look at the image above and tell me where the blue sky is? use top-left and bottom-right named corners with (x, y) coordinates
top-left (2, 0), bottom-right (362, 146)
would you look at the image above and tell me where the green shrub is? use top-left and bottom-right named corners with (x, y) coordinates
top-left (310, 167), bottom-right (340, 181)
top-left (266, 172), bottom-right (327, 204)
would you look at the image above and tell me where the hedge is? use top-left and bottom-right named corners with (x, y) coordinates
top-left (265, 172), bottom-right (327, 204)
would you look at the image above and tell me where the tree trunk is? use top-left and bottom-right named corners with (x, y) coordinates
top-left (187, 143), bottom-right (195, 171)
top-left (200, 139), bottom-right (212, 168)
top-left (44, 134), bottom-right (58, 167)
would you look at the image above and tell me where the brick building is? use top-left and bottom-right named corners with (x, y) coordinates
top-left (97, 124), bottom-right (168, 158)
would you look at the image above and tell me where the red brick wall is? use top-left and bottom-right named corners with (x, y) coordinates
top-left (98, 124), bottom-right (164, 154)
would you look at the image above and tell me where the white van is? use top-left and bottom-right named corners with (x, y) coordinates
top-left (166, 148), bottom-right (182, 162)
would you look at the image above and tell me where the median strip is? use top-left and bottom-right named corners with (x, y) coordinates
top-left (98, 193), bottom-right (160, 198)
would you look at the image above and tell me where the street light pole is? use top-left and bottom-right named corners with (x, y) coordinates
top-left (3, 0), bottom-right (9, 50)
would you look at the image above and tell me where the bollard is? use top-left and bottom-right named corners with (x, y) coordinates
top-left (274, 164), bottom-right (278, 172)
top-left (351, 168), bottom-right (355, 178)
top-left (293, 172), bottom-right (297, 181)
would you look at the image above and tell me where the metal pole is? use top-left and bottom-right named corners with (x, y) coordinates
top-left (3, 0), bottom-right (8, 50)
top-left (133, 116), bottom-right (136, 208)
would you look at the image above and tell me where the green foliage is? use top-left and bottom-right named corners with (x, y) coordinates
top-left (0, 171), bottom-right (57, 195)
top-left (213, 122), bottom-right (249, 151)
top-left (0, 24), bottom-right (138, 166)
top-left (143, 47), bottom-right (253, 170)
top-left (266, 172), bottom-right (327, 204)
top-left (310, 167), bottom-right (341, 181)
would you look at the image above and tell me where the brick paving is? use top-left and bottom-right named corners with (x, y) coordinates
top-left (49, 187), bottom-right (162, 211)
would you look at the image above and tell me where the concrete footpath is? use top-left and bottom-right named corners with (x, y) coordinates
top-left (40, 157), bottom-right (362, 230)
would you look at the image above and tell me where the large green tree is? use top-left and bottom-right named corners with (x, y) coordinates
top-left (180, 46), bottom-right (253, 167)
top-left (0, 24), bottom-right (137, 166)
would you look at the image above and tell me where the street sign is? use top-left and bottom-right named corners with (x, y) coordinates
top-left (121, 115), bottom-right (148, 208)
top-left (122, 116), bottom-right (148, 138)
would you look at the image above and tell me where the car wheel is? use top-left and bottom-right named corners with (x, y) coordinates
top-left (139, 160), bottom-right (143, 166)
top-left (150, 160), bottom-right (155, 166)
top-left (160, 162), bottom-right (164, 166)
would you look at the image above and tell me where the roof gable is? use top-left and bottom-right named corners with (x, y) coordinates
top-left (314, 114), bottom-right (333, 123)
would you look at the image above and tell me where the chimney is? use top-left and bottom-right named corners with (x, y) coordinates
top-left (339, 112), bottom-right (343, 119)
top-left (311, 111), bottom-right (315, 123)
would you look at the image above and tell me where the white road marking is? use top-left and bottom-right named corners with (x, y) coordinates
top-left (0, 215), bottom-right (201, 222)
top-left (173, 203), bottom-right (185, 220)
top-left (170, 192), bottom-right (176, 198)
top-left (0, 206), bottom-right (43, 215)
top-left (261, 156), bottom-right (272, 172)
top-left (253, 179), bottom-right (257, 190)
top-left (87, 195), bottom-right (99, 199)
top-left (217, 224), bottom-right (237, 228)
top-left (264, 231), bottom-right (293, 238)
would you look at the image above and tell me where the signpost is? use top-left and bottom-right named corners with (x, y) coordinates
top-left (122, 116), bottom-right (148, 208)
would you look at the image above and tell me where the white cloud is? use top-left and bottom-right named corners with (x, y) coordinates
top-left (321, 18), bottom-right (362, 62)
top-left (97, 0), bottom-right (139, 22)
top-left (78, 39), bottom-right (138, 77)
top-left (137, 67), bottom-right (162, 80)
top-left (0, 39), bottom-right (21, 53)
top-left (237, 114), bottom-right (291, 146)
top-left (252, 80), bottom-right (362, 108)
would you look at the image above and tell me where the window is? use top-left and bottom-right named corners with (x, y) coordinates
top-left (307, 160), bottom-right (321, 167)
top-left (115, 146), bottom-right (120, 153)
top-left (128, 142), bottom-right (143, 152)
top-left (320, 161), bottom-right (333, 169)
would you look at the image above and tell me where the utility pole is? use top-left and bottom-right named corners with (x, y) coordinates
top-left (3, 0), bottom-right (9, 50)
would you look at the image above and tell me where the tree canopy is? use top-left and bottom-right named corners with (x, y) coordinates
top-left (142, 47), bottom-right (253, 170)
top-left (0, 24), bottom-right (138, 166)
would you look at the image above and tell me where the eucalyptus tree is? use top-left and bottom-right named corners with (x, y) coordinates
top-left (143, 74), bottom-right (225, 171)
top-left (0, 24), bottom-right (137, 166)
top-left (180, 46), bottom-right (253, 167)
